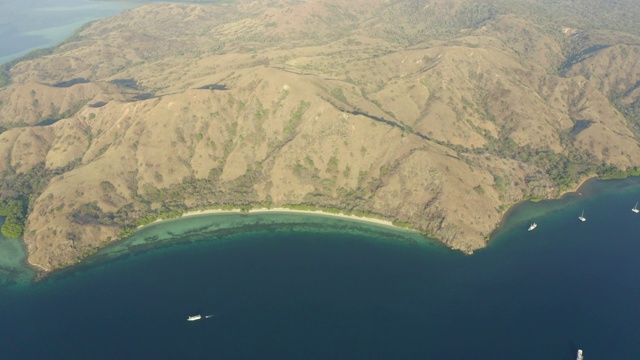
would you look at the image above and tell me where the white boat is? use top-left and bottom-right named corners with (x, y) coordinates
top-left (576, 349), bottom-right (583, 360)
top-left (527, 223), bottom-right (537, 231)
top-left (578, 210), bottom-right (586, 222)
top-left (187, 314), bottom-right (202, 321)
top-left (633, 202), bottom-right (639, 213)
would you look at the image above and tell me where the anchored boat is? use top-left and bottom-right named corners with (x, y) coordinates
top-left (578, 210), bottom-right (586, 222)
top-left (187, 314), bottom-right (202, 321)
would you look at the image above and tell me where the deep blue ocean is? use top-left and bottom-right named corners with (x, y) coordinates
top-left (1, 178), bottom-right (640, 359)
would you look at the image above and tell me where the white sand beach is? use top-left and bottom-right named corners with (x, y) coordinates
top-left (180, 207), bottom-right (398, 228)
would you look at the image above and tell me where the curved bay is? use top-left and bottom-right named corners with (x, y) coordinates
top-left (1, 178), bottom-right (640, 358)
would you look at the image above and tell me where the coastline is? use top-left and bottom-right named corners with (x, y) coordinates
top-left (29, 174), bottom-right (603, 276)
top-left (17, 174), bottom-right (636, 280)
top-left (149, 207), bottom-right (404, 231)
top-left (24, 207), bottom-right (413, 280)
top-left (0, 1), bottom-right (140, 66)
top-left (558, 174), bottom-right (598, 198)
top-left (6, 176), bottom-right (640, 358)
top-left (486, 174), bottom-right (599, 242)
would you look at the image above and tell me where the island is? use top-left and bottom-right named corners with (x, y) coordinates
top-left (0, 0), bottom-right (639, 273)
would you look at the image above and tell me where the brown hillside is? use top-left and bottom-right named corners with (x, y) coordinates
top-left (1, 0), bottom-right (640, 271)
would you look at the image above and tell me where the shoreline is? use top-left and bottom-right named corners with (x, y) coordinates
top-left (0, 2), bottom-right (140, 66)
top-left (558, 174), bottom-right (598, 198)
top-left (18, 174), bottom-right (639, 280)
top-left (65, 175), bottom-right (605, 274)
top-left (157, 207), bottom-right (404, 230)
top-left (27, 207), bottom-right (412, 280)
top-left (486, 174), bottom-right (599, 242)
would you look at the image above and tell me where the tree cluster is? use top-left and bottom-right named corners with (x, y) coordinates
top-left (0, 198), bottom-right (27, 238)
top-left (0, 161), bottom-right (80, 240)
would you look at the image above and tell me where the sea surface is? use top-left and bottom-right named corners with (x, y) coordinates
top-left (1, 178), bottom-right (640, 359)
top-left (0, 0), bottom-right (141, 65)
top-left (5, 2), bottom-right (638, 357)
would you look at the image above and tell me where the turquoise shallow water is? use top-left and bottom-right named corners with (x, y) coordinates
top-left (1, 178), bottom-right (640, 359)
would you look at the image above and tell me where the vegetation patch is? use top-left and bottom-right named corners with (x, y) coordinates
top-left (0, 198), bottom-right (27, 238)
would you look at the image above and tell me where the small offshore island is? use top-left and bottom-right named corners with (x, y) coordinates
top-left (1, 0), bottom-right (640, 273)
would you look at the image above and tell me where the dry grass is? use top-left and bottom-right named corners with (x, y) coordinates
top-left (0, 0), bottom-right (639, 270)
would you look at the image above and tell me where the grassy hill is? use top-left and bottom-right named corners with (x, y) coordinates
top-left (1, 0), bottom-right (639, 271)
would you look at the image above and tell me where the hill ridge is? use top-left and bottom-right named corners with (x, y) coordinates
top-left (0, 0), bottom-right (639, 271)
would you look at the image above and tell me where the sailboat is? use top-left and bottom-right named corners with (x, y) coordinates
top-left (632, 202), bottom-right (639, 214)
top-left (578, 210), bottom-right (586, 222)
